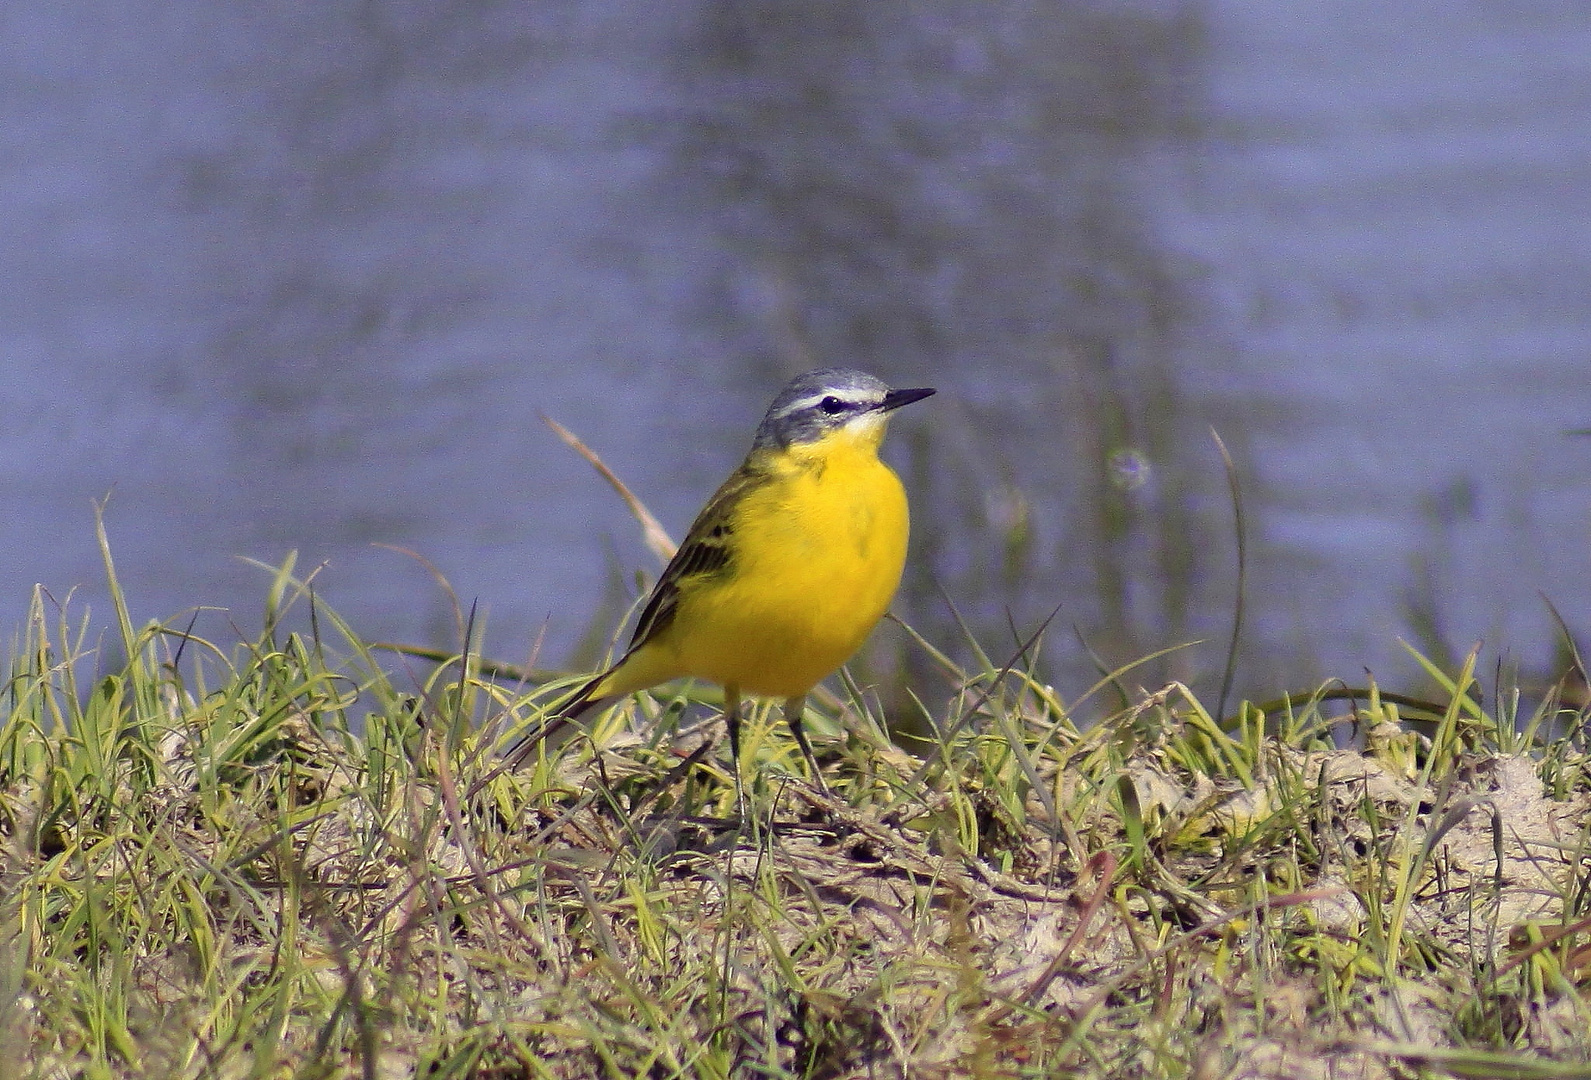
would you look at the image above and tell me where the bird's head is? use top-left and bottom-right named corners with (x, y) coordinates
top-left (751, 368), bottom-right (936, 452)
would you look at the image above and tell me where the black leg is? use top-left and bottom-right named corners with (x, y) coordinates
top-left (783, 694), bottom-right (831, 795)
top-left (723, 683), bottom-right (745, 814)
top-left (724, 683), bottom-right (742, 768)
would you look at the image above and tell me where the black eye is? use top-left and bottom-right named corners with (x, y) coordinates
top-left (819, 396), bottom-right (846, 415)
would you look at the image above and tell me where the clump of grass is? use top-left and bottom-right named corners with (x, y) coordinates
top-left (3, 527), bottom-right (1591, 1078)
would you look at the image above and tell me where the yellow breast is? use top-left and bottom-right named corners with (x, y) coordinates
top-left (668, 429), bottom-right (910, 697)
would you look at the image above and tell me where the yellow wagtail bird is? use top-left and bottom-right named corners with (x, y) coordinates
top-left (532, 368), bottom-right (934, 790)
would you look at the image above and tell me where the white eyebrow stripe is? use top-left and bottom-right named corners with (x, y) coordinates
top-left (771, 390), bottom-right (876, 419)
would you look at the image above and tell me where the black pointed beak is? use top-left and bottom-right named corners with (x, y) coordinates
top-left (879, 386), bottom-right (936, 413)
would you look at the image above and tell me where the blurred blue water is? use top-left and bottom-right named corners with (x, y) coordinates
top-left (2, 0), bottom-right (1587, 707)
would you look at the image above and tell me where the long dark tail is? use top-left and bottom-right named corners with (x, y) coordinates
top-left (465, 669), bottom-right (613, 798)
top-left (514, 669), bottom-right (611, 758)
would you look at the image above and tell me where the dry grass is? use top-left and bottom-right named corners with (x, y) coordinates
top-left (5, 535), bottom-right (1591, 1079)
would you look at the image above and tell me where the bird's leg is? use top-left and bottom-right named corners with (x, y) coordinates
top-left (783, 694), bottom-right (831, 796)
top-left (724, 683), bottom-right (743, 767)
top-left (723, 683), bottom-right (745, 815)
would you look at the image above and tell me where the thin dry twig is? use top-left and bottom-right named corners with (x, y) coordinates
top-left (543, 413), bottom-right (677, 564)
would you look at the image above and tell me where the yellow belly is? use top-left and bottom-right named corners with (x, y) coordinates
top-left (657, 444), bottom-right (909, 697)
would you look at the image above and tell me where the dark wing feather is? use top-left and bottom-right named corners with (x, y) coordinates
top-left (625, 459), bottom-right (765, 651)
